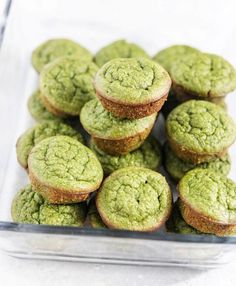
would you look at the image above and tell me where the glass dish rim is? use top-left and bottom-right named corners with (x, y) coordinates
top-left (0, 221), bottom-right (236, 245)
top-left (0, 0), bottom-right (236, 247)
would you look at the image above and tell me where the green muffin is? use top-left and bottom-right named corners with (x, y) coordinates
top-left (90, 136), bottom-right (162, 175)
top-left (166, 100), bottom-right (236, 163)
top-left (94, 57), bottom-right (171, 119)
top-left (12, 185), bottom-right (87, 226)
top-left (96, 167), bottom-right (172, 231)
top-left (28, 136), bottom-right (103, 204)
top-left (88, 199), bottom-right (107, 229)
top-left (166, 200), bottom-right (203, 235)
top-left (28, 89), bottom-right (63, 122)
top-left (171, 53), bottom-right (236, 100)
top-left (40, 56), bottom-right (98, 116)
top-left (178, 169), bottom-right (236, 236)
top-left (94, 39), bottom-right (149, 67)
top-left (32, 39), bottom-right (92, 72)
top-left (153, 45), bottom-right (200, 72)
top-left (164, 143), bottom-right (231, 181)
top-left (80, 99), bottom-right (157, 155)
top-left (16, 121), bottom-right (84, 169)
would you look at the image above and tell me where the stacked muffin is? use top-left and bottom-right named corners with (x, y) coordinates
top-left (153, 45), bottom-right (236, 115)
top-left (14, 39), bottom-right (103, 227)
top-left (158, 46), bottom-right (236, 235)
top-left (12, 38), bottom-right (236, 236)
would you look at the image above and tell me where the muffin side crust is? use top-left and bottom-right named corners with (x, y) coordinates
top-left (178, 169), bottom-right (236, 236)
top-left (164, 143), bottom-right (231, 180)
top-left (90, 136), bottom-right (161, 174)
top-left (81, 99), bottom-right (156, 154)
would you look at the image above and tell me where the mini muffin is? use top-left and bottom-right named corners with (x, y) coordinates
top-left (170, 53), bottom-right (236, 101)
top-left (178, 169), bottom-right (236, 236)
top-left (164, 143), bottom-right (231, 181)
top-left (94, 39), bottom-right (149, 67)
top-left (80, 99), bottom-right (157, 155)
top-left (166, 199), bottom-right (203, 235)
top-left (32, 39), bottom-right (92, 72)
top-left (90, 136), bottom-right (162, 175)
top-left (88, 198), bottom-right (107, 229)
top-left (16, 121), bottom-right (84, 169)
top-left (12, 185), bottom-right (87, 226)
top-left (166, 100), bottom-right (236, 164)
top-left (96, 167), bottom-right (172, 232)
top-left (153, 45), bottom-right (200, 73)
top-left (28, 89), bottom-right (63, 122)
top-left (94, 58), bottom-right (171, 119)
top-left (28, 136), bottom-right (103, 203)
top-left (40, 56), bottom-right (98, 116)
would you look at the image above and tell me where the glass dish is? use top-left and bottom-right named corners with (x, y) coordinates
top-left (0, 0), bottom-right (236, 268)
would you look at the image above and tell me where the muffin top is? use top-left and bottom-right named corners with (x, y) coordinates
top-left (166, 100), bottom-right (236, 153)
top-left (94, 39), bottom-right (149, 67)
top-left (16, 121), bottom-right (83, 168)
top-left (28, 89), bottom-right (63, 122)
top-left (80, 99), bottom-right (157, 139)
top-left (90, 136), bottom-right (161, 174)
top-left (94, 58), bottom-right (171, 104)
top-left (28, 136), bottom-right (103, 193)
top-left (153, 45), bottom-right (199, 72)
top-left (11, 185), bottom-right (87, 226)
top-left (164, 143), bottom-right (231, 181)
top-left (166, 200), bottom-right (202, 235)
top-left (171, 53), bottom-right (236, 97)
top-left (178, 169), bottom-right (236, 224)
top-left (96, 167), bottom-right (172, 231)
top-left (32, 39), bottom-right (92, 72)
top-left (40, 56), bottom-right (98, 115)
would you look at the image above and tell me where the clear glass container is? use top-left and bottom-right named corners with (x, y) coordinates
top-left (0, 0), bottom-right (236, 268)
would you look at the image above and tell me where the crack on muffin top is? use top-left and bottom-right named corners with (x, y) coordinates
top-left (94, 39), bottom-right (149, 67)
top-left (153, 45), bottom-right (200, 72)
top-left (164, 143), bottom-right (231, 180)
top-left (171, 53), bottom-right (236, 97)
top-left (12, 185), bottom-right (87, 225)
top-left (90, 137), bottom-right (161, 174)
top-left (32, 39), bottom-right (92, 72)
top-left (40, 57), bottom-right (98, 115)
top-left (95, 58), bottom-right (171, 104)
top-left (28, 136), bottom-right (103, 192)
top-left (179, 169), bottom-right (236, 223)
top-left (80, 99), bottom-right (156, 139)
top-left (166, 100), bottom-right (236, 153)
top-left (97, 168), bottom-right (171, 230)
top-left (17, 121), bottom-right (83, 168)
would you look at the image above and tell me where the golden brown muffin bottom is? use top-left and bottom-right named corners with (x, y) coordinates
top-left (97, 92), bottom-right (168, 119)
top-left (178, 198), bottom-right (236, 236)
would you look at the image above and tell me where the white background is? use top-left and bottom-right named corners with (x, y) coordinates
top-left (0, 0), bottom-right (236, 285)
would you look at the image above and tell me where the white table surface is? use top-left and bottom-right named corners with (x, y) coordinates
top-left (0, 253), bottom-right (235, 286)
top-left (0, 0), bottom-right (236, 285)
